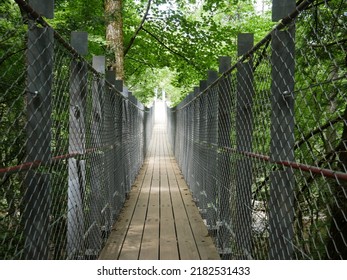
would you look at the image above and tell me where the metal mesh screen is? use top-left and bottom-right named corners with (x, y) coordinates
top-left (0, 1), bottom-right (153, 259)
top-left (167, 0), bottom-right (347, 260)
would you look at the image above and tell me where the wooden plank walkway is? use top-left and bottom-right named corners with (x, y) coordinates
top-left (99, 118), bottom-right (220, 260)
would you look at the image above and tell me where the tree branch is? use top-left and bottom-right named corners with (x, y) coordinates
top-left (124, 0), bottom-right (152, 56)
top-left (141, 27), bottom-right (203, 73)
top-left (253, 115), bottom-right (344, 200)
top-left (0, 48), bottom-right (26, 66)
top-left (310, 38), bottom-right (347, 49)
top-left (294, 116), bottom-right (343, 150)
top-left (127, 55), bottom-right (155, 68)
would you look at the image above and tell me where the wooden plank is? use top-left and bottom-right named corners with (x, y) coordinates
top-left (139, 179), bottom-right (160, 259)
top-left (169, 178), bottom-right (200, 260)
top-left (100, 119), bottom-right (220, 260)
top-left (118, 144), bottom-right (155, 259)
top-left (162, 130), bottom-right (200, 259)
top-left (157, 134), bottom-right (179, 259)
top-left (98, 183), bottom-right (141, 259)
top-left (100, 130), bottom-right (153, 260)
top-left (119, 126), bottom-right (159, 259)
top-left (159, 157), bottom-right (179, 259)
top-left (163, 125), bottom-right (219, 259)
top-left (162, 120), bottom-right (220, 259)
top-left (98, 152), bottom-right (150, 259)
top-left (176, 176), bottom-right (220, 260)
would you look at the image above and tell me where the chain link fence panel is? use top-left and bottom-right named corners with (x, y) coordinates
top-left (167, 0), bottom-right (347, 260)
top-left (0, 1), bottom-right (153, 259)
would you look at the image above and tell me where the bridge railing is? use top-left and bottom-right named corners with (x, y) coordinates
top-left (0, 0), bottom-right (153, 259)
top-left (167, 0), bottom-right (347, 260)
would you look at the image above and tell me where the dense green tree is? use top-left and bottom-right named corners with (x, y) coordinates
top-left (3, 0), bottom-right (346, 260)
top-left (0, 0), bottom-right (27, 259)
top-left (293, 0), bottom-right (347, 259)
top-left (123, 0), bottom-right (273, 105)
top-left (49, 0), bottom-right (273, 105)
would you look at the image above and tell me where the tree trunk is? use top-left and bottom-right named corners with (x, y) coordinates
top-left (105, 0), bottom-right (124, 80)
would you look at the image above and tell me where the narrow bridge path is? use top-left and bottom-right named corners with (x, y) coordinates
top-left (99, 102), bottom-right (219, 260)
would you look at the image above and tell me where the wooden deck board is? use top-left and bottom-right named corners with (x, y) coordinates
top-left (99, 118), bottom-right (220, 260)
top-left (169, 178), bottom-right (201, 260)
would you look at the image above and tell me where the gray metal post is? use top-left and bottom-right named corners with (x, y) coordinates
top-left (104, 70), bottom-right (118, 231)
top-left (29, 0), bottom-right (54, 18)
top-left (272, 0), bottom-right (296, 22)
top-left (198, 80), bottom-right (208, 217)
top-left (128, 92), bottom-right (137, 185)
top-left (217, 56), bottom-right (233, 258)
top-left (183, 92), bottom-right (193, 183)
top-left (176, 102), bottom-right (182, 167)
top-left (190, 87), bottom-right (200, 201)
top-left (122, 86), bottom-right (131, 194)
top-left (86, 55), bottom-right (106, 258)
top-left (143, 106), bottom-right (148, 158)
top-left (114, 80), bottom-right (126, 202)
top-left (179, 97), bottom-right (185, 176)
top-left (206, 70), bottom-right (219, 233)
top-left (235, 33), bottom-right (254, 259)
top-left (269, 2), bottom-right (296, 259)
top-left (24, 0), bottom-right (54, 259)
top-left (137, 99), bottom-right (145, 172)
top-left (170, 106), bottom-right (177, 154)
top-left (188, 92), bottom-right (192, 187)
top-left (189, 91), bottom-right (195, 189)
top-left (103, 71), bottom-right (120, 221)
top-left (67, 31), bottom-right (88, 258)
top-left (175, 103), bottom-right (180, 164)
top-left (192, 86), bottom-right (201, 206)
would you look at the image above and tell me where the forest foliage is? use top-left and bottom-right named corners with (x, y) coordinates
top-left (47, 0), bottom-right (273, 105)
top-left (1, 0), bottom-right (347, 260)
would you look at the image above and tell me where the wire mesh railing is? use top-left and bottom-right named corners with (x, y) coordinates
top-left (0, 0), bottom-right (154, 259)
top-left (167, 0), bottom-right (347, 260)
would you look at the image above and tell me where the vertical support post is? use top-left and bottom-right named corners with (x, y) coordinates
top-left (189, 91), bottom-right (194, 189)
top-left (206, 70), bottom-right (219, 233)
top-left (181, 95), bottom-right (187, 178)
top-left (181, 95), bottom-right (187, 179)
top-left (175, 102), bottom-right (181, 167)
top-left (170, 106), bottom-right (177, 154)
top-left (269, 0), bottom-right (296, 259)
top-left (24, 0), bottom-right (54, 259)
top-left (175, 102), bottom-right (179, 164)
top-left (67, 31), bottom-right (88, 258)
top-left (194, 86), bottom-right (201, 206)
top-left (106, 73), bottom-right (123, 218)
top-left (185, 93), bottom-right (189, 183)
top-left (143, 104), bottom-right (147, 160)
top-left (128, 92), bottom-right (136, 185)
top-left (182, 95), bottom-right (186, 179)
top-left (105, 71), bottom-right (117, 220)
top-left (199, 80), bottom-right (208, 217)
top-left (137, 99), bottom-right (145, 172)
top-left (186, 94), bottom-right (191, 182)
top-left (87, 55), bottom-right (106, 257)
top-left (114, 80), bottom-right (126, 202)
top-left (217, 56), bottom-right (233, 258)
top-left (184, 92), bottom-right (193, 183)
top-left (272, 0), bottom-right (296, 22)
top-left (191, 87), bottom-right (200, 200)
top-left (29, 0), bottom-right (54, 18)
top-left (235, 33), bottom-right (254, 259)
top-left (121, 85), bottom-right (131, 194)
